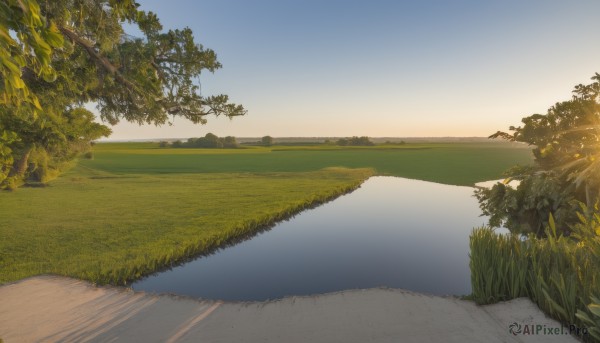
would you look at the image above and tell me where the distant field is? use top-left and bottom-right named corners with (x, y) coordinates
top-left (85, 142), bottom-right (532, 186)
top-left (0, 141), bottom-right (532, 285)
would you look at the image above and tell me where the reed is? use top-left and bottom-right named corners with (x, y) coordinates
top-left (469, 228), bottom-right (528, 304)
top-left (470, 211), bottom-right (600, 341)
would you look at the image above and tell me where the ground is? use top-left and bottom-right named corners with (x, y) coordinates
top-left (0, 276), bottom-right (577, 343)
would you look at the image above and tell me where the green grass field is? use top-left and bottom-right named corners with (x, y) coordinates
top-left (85, 142), bottom-right (532, 185)
top-left (0, 142), bottom-right (532, 285)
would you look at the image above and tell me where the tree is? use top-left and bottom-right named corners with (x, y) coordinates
top-left (336, 136), bottom-right (374, 146)
top-left (222, 136), bottom-right (238, 148)
top-left (336, 138), bottom-right (349, 146)
top-left (201, 133), bottom-right (222, 148)
top-left (178, 133), bottom-right (237, 149)
top-left (477, 73), bottom-right (600, 236)
top-left (0, 0), bottom-right (246, 188)
top-left (261, 135), bottom-right (273, 146)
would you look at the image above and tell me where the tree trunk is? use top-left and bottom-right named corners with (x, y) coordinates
top-left (9, 145), bottom-right (33, 179)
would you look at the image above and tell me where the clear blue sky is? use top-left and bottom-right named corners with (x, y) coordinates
top-left (102, 0), bottom-right (600, 139)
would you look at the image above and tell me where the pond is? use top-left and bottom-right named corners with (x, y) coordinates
top-left (132, 177), bottom-right (490, 301)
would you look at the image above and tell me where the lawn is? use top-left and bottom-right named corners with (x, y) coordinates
top-left (0, 142), bottom-right (532, 285)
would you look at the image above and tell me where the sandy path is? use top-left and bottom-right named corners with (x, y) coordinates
top-left (0, 276), bottom-right (577, 342)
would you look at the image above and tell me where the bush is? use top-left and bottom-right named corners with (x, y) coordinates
top-left (158, 141), bottom-right (170, 148)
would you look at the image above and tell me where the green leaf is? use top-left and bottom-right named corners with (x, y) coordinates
top-left (2, 59), bottom-right (21, 75)
top-left (31, 96), bottom-right (42, 110)
top-left (41, 69), bottom-right (57, 83)
top-left (43, 23), bottom-right (64, 48)
top-left (27, 0), bottom-right (43, 26)
top-left (548, 213), bottom-right (557, 238)
top-left (8, 74), bottom-right (25, 89)
top-left (575, 310), bottom-right (594, 325)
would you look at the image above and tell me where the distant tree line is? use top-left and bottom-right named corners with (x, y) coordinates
top-left (235, 136), bottom-right (274, 146)
top-left (161, 133), bottom-right (239, 149)
top-left (336, 136), bottom-right (374, 146)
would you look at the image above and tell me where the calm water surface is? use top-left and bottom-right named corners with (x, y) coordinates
top-left (132, 177), bottom-right (489, 301)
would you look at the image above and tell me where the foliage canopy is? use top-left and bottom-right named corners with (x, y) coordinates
top-left (0, 0), bottom-right (245, 188)
top-left (476, 73), bottom-right (600, 235)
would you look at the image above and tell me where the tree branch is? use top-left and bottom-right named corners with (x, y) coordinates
top-left (59, 25), bottom-right (139, 94)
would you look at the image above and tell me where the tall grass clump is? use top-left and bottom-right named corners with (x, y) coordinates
top-left (469, 228), bottom-right (528, 304)
top-left (470, 208), bottom-right (600, 341)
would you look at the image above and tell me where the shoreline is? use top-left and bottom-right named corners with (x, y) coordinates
top-left (0, 275), bottom-right (577, 342)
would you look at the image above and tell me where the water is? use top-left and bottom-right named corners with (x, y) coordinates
top-left (474, 178), bottom-right (520, 189)
top-left (132, 177), bottom-right (489, 301)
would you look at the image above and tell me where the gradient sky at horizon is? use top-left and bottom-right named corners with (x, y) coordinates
top-left (100, 0), bottom-right (600, 140)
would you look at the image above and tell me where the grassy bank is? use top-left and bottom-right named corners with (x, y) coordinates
top-left (1, 141), bottom-right (531, 285)
top-left (0, 166), bottom-right (373, 284)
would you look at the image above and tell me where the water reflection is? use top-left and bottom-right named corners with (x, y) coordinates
top-left (133, 177), bottom-right (488, 301)
top-left (474, 178), bottom-right (520, 189)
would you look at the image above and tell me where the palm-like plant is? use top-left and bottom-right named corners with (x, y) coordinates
top-left (557, 75), bottom-right (600, 208)
top-left (480, 73), bottom-right (600, 234)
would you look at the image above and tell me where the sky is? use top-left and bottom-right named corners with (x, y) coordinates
top-left (99, 0), bottom-right (600, 140)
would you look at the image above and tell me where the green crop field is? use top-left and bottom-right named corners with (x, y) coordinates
top-left (0, 142), bottom-right (532, 285)
top-left (85, 142), bottom-right (532, 186)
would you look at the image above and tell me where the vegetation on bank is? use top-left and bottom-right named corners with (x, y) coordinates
top-left (476, 74), bottom-right (600, 236)
top-left (470, 219), bottom-right (600, 341)
top-left (470, 74), bottom-right (600, 342)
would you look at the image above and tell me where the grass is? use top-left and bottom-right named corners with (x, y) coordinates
top-left (0, 141), bottom-right (532, 285)
top-left (0, 166), bottom-right (373, 284)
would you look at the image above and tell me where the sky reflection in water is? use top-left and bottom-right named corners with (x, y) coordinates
top-left (133, 176), bottom-right (489, 301)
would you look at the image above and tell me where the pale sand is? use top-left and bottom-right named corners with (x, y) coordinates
top-left (0, 276), bottom-right (578, 342)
